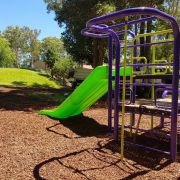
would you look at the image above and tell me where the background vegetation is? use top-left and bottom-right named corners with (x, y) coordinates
top-left (0, 0), bottom-right (179, 87)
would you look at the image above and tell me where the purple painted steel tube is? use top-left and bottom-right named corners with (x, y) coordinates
top-left (108, 16), bottom-right (157, 30)
top-left (108, 36), bottom-right (113, 131)
top-left (171, 32), bottom-right (180, 162)
top-left (113, 36), bottom-right (121, 142)
top-left (86, 8), bottom-right (179, 29)
top-left (82, 24), bottom-right (122, 141)
top-left (123, 125), bottom-right (171, 138)
top-left (119, 83), bottom-right (172, 87)
top-left (81, 28), bottom-right (135, 39)
top-left (122, 62), bottom-right (173, 66)
top-left (132, 30), bottom-right (138, 125)
top-left (82, 7), bottom-right (180, 161)
top-left (121, 40), bottom-right (174, 49)
top-left (125, 140), bottom-right (170, 155)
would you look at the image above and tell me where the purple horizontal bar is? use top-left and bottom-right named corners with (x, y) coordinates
top-left (121, 40), bottom-right (173, 49)
top-left (124, 140), bottom-right (170, 155)
top-left (82, 28), bottom-right (135, 38)
top-left (119, 83), bottom-right (172, 87)
top-left (86, 8), bottom-right (179, 34)
top-left (122, 125), bottom-right (170, 138)
top-left (120, 62), bottom-right (173, 67)
top-left (108, 16), bottom-right (157, 29)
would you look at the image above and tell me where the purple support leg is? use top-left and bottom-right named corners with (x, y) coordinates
top-left (108, 36), bottom-right (113, 131)
top-left (114, 39), bottom-right (121, 141)
top-left (171, 33), bottom-right (180, 162)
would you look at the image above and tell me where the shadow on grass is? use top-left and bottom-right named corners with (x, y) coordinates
top-left (12, 81), bottom-right (27, 86)
top-left (12, 81), bottom-right (58, 88)
top-left (38, 72), bottom-right (51, 78)
top-left (31, 82), bottom-right (54, 88)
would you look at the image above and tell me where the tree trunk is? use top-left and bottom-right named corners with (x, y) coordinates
top-left (140, 19), bottom-right (145, 58)
top-left (145, 19), bottom-right (152, 63)
top-left (92, 39), bottom-right (104, 68)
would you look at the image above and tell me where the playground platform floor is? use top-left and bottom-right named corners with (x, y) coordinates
top-left (1, 86), bottom-right (180, 179)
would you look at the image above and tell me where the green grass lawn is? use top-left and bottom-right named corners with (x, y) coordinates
top-left (0, 68), bottom-right (61, 88)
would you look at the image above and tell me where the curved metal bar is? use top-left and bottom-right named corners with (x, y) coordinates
top-left (86, 25), bottom-right (121, 141)
top-left (86, 7), bottom-right (179, 35)
top-left (108, 16), bottom-right (157, 30)
top-left (81, 27), bottom-right (135, 38)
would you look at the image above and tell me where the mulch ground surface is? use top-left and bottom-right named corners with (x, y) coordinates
top-left (1, 86), bottom-right (180, 180)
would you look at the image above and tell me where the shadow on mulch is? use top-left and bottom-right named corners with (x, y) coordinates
top-left (33, 115), bottom-right (173, 180)
top-left (0, 86), bottom-right (72, 112)
top-left (46, 114), bottom-right (108, 138)
top-left (33, 137), bottom-right (171, 180)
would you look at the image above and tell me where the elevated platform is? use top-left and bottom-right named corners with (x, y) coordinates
top-left (119, 104), bottom-right (171, 117)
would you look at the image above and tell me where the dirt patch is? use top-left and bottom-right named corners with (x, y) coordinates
top-left (0, 86), bottom-right (180, 179)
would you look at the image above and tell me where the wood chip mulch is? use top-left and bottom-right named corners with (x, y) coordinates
top-left (1, 86), bottom-right (180, 180)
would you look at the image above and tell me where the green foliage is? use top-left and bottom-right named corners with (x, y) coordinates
top-left (95, 2), bottom-right (116, 16)
top-left (0, 37), bottom-right (16, 67)
top-left (155, 43), bottom-right (173, 60)
top-left (0, 68), bottom-right (60, 88)
top-left (3, 26), bottom-right (41, 68)
top-left (52, 58), bottom-right (77, 85)
top-left (166, 0), bottom-right (180, 24)
top-left (27, 29), bottom-right (41, 68)
top-left (43, 0), bottom-right (166, 66)
top-left (43, 0), bottom-right (102, 65)
top-left (41, 37), bottom-right (65, 70)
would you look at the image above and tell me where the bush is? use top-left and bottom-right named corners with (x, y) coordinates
top-left (52, 58), bottom-right (77, 85)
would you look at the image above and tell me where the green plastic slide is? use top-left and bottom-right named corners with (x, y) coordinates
top-left (39, 65), bottom-right (131, 119)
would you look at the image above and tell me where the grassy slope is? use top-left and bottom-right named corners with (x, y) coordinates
top-left (0, 68), bottom-right (60, 88)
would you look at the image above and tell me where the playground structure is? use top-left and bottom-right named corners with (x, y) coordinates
top-left (82, 7), bottom-right (180, 161)
top-left (40, 7), bottom-right (180, 162)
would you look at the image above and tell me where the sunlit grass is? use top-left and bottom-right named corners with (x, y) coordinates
top-left (0, 68), bottom-right (61, 88)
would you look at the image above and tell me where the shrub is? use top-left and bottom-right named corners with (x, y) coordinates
top-left (52, 58), bottom-right (77, 85)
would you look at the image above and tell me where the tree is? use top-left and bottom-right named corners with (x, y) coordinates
top-left (0, 37), bottom-right (16, 67)
top-left (52, 58), bottom-right (77, 85)
top-left (28, 29), bottom-right (41, 68)
top-left (165, 0), bottom-right (180, 24)
top-left (41, 37), bottom-right (65, 72)
top-left (44, 0), bottom-right (119, 67)
top-left (3, 26), bottom-right (41, 68)
top-left (44, 0), bottom-right (167, 67)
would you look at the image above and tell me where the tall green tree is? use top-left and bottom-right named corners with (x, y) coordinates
top-left (0, 37), bottom-right (16, 67)
top-left (41, 37), bottom-right (65, 71)
top-left (3, 26), bottom-right (41, 68)
top-left (28, 29), bottom-right (41, 68)
top-left (165, 0), bottom-right (180, 24)
top-left (44, 0), bottom-right (166, 67)
top-left (44, 0), bottom-right (119, 67)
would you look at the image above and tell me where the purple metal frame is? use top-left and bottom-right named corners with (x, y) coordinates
top-left (82, 7), bottom-right (180, 161)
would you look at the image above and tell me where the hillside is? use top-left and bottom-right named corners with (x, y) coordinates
top-left (0, 68), bottom-right (60, 88)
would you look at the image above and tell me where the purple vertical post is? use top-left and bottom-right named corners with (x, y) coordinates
top-left (171, 32), bottom-right (180, 161)
top-left (114, 37), bottom-right (121, 141)
top-left (132, 25), bottom-right (138, 125)
top-left (108, 36), bottom-right (113, 131)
